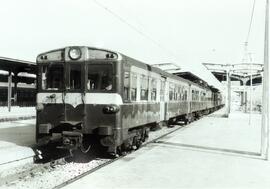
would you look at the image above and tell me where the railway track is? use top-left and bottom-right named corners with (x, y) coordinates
top-left (53, 124), bottom-right (187, 189)
top-left (2, 122), bottom-right (189, 189)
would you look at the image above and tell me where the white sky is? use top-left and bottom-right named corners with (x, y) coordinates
top-left (0, 0), bottom-right (266, 88)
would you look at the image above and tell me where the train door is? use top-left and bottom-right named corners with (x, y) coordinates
top-left (160, 77), bottom-right (166, 121)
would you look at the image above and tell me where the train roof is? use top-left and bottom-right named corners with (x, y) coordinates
top-left (37, 46), bottom-right (220, 93)
top-left (36, 46), bottom-right (123, 62)
top-left (96, 47), bottom-right (220, 92)
top-left (119, 54), bottom-right (193, 84)
top-left (120, 54), bottom-right (221, 92)
top-left (37, 46), bottom-right (185, 81)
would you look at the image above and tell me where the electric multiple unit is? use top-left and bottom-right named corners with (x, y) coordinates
top-left (36, 46), bottom-right (223, 155)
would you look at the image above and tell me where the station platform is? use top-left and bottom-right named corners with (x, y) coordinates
top-left (64, 108), bottom-right (269, 189)
top-left (0, 119), bottom-right (36, 177)
top-left (0, 107), bottom-right (36, 166)
top-left (0, 107), bottom-right (35, 122)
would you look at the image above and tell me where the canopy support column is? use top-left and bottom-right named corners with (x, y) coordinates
top-left (7, 71), bottom-right (12, 112)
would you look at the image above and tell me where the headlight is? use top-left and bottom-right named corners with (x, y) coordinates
top-left (103, 105), bottom-right (120, 114)
top-left (68, 47), bottom-right (81, 60)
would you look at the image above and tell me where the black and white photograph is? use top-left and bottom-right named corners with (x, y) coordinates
top-left (0, 0), bottom-right (269, 188)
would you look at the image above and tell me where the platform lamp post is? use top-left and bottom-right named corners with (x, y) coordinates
top-left (261, 0), bottom-right (269, 160)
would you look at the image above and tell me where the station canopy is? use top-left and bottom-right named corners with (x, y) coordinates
top-left (203, 63), bottom-right (263, 79)
top-left (0, 57), bottom-right (36, 74)
top-left (0, 57), bottom-right (36, 84)
top-left (152, 63), bottom-right (181, 73)
top-left (152, 63), bottom-right (216, 90)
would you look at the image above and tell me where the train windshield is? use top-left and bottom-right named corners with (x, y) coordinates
top-left (40, 64), bottom-right (114, 92)
top-left (41, 64), bottom-right (64, 90)
top-left (68, 64), bottom-right (81, 90)
top-left (87, 64), bottom-right (114, 91)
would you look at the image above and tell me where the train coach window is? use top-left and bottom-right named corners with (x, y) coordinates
top-left (140, 75), bottom-right (148, 101)
top-left (201, 92), bottom-right (206, 101)
top-left (124, 72), bottom-right (130, 101)
top-left (174, 86), bottom-right (178, 101)
top-left (176, 86), bottom-right (181, 101)
top-left (184, 90), bottom-right (187, 101)
top-left (180, 87), bottom-right (184, 101)
top-left (169, 83), bottom-right (174, 101)
top-left (195, 91), bottom-right (199, 101)
top-left (69, 64), bottom-right (81, 90)
top-left (199, 92), bottom-right (202, 101)
top-left (131, 73), bottom-right (137, 101)
top-left (150, 78), bottom-right (157, 101)
top-left (41, 64), bottom-right (64, 90)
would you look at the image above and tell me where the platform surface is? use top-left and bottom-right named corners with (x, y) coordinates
top-left (64, 109), bottom-right (269, 189)
top-left (0, 119), bottom-right (35, 165)
top-left (0, 107), bottom-right (35, 122)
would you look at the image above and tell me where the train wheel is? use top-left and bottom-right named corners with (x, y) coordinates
top-left (136, 140), bottom-right (143, 149)
top-left (132, 136), bottom-right (142, 150)
top-left (150, 122), bottom-right (162, 131)
top-left (141, 128), bottom-right (149, 142)
top-left (116, 146), bottom-right (127, 156)
top-left (144, 128), bottom-right (149, 141)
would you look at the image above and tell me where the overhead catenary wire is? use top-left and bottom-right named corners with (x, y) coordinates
top-left (245, 0), bottom-right (256, 124)
top-left (91, 0), bottom-right (179, 60)
top-left (91, 0), bottom-right (223, 89)
top-left (246, 0), bottom-right (256, 44)
top-left (242, 0), bottom-right (256, 63)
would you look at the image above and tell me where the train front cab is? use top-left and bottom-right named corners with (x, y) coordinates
top-left (36, 47), bottom-right (123, 153)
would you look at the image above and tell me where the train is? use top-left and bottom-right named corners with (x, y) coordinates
top-left (36, 46), bottom-right (224, 156)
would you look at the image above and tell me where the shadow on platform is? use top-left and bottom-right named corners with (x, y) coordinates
top-left (154, 141), bottom-right (262, 160)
